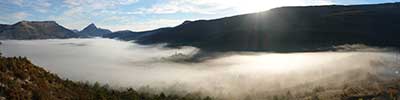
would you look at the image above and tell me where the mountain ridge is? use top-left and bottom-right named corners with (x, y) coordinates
top-left (78, 23), bottom-right (112, 37)
top-left (103, 27), bottom-right (173, 40)
top-left (131, 2), bottom-right (400, 52)
top-left (0, 21), bottom-right (80, 40)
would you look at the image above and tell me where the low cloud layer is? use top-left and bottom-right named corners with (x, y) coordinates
top-left (1, 38), bottom-right (399, 99)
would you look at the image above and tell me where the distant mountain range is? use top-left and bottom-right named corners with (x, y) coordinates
top-left (0, 21), bottom-right (113, 39)
top-left (1, 2), bottom-right (400, 52)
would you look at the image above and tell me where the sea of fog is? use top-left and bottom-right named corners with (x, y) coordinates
top-left (1, 38), bottom-right (400, 99)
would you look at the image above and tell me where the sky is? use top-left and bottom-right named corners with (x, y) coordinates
top-left (0, 0), bottom-right (399, 31)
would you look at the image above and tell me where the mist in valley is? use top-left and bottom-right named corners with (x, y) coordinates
top-left (1, 38), bottom-right (399, 99)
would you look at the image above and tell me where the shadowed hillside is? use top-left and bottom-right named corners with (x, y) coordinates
top-left (103, 28), bottom-right (173, 40)
top-left (129, 3), bottom-right (400, 52)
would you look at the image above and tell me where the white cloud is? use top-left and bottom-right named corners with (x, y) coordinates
top-left (6, 0), bottom-right (52, 13)
top-left (63, 0), bottom-right (138, 10)
top-left (48, 0), bottom-right (140, 30)
top-left (33, 0), bottom-right (52, 13)
top-left (47, 7), bottom-right (91, 30)
top-left (8, 0), bottom-right (24, 6)
top-left (135, 0), bottom-right (230, 14)
top-left (136, 0), bottom-right (335, 14)
top-left (48, 14), bottom-right (90, 30)
top-left (0, 12), bottom-right (30, 23)
top-left (13, 12), bottom-right (30, 20)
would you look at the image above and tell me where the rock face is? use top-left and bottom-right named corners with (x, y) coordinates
top-left (133, 3), bottom-right (400, 52)
top-left (0, 21), bottom-right (79, 40)
top-left (78, 23), bottom-right (112, 37)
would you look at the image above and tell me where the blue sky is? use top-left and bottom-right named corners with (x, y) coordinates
top-left (0, 0), bottom-right (399, 31)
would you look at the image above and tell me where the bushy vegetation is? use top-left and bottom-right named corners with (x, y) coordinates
top-left (0, 56), bottom-right (212, 100)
